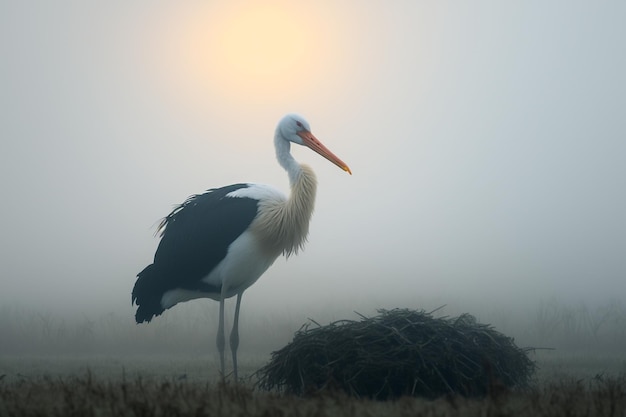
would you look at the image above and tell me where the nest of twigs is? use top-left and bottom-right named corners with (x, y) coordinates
top-left (255, 308), bottom-right (535, 399)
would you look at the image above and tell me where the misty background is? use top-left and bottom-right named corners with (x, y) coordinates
top-left (1, 2), bottom-right (624, 355)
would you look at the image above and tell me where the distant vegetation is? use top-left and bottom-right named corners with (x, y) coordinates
top-left (1, 298), bottom-right (624, 356)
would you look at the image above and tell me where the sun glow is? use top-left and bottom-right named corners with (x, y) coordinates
top-left (218, 6), bottom-right (304, 79)
top-left (177, 3), bottom-right (334, 102)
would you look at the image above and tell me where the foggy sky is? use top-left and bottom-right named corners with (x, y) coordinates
top-left (1, 1), bottom-right (624, 320)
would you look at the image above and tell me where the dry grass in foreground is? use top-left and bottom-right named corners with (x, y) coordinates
top-left (1, 373), bottom-right (625, 417)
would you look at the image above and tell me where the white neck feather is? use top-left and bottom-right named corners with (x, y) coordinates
top-left (274, 131), bottom-right (302, 185)
top-left (251, 163), bottom-right (317, 258)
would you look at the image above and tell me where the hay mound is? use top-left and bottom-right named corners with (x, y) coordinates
top-left (256, 308), bottom-right (535, 399)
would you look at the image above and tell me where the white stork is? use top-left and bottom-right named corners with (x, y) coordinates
top-left (132, 113), bottom-right (350, 379)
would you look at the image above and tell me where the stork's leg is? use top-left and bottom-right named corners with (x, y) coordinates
top-left (230, 291), bottom-right (244, 381)
top-left (216, 297), bottom-right (226, 378)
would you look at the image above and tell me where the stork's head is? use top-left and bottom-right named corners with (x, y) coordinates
top-left (277, 113), bottom-right (351, 174)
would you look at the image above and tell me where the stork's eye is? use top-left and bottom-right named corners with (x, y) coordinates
top-left (296, 121), bottom-right (303, 128)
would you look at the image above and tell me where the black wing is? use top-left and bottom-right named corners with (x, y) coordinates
top-left (154, 182), bottom-right (259, 287)
top-left (132, 183), bottom-right (258, 322)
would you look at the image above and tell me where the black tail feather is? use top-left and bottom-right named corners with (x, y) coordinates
top-left (132, 264), bottom-right (166, 323)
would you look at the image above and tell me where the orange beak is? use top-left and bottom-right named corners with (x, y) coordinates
top-left (297, 131), bottom-right (352, 175)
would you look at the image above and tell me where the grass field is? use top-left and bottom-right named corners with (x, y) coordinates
top-left (1, 351), bottom-right (625, 417)
top-left (1, 300), bottom-right (625, 416)
top-left (0, 353), bottom-right (625, 416)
